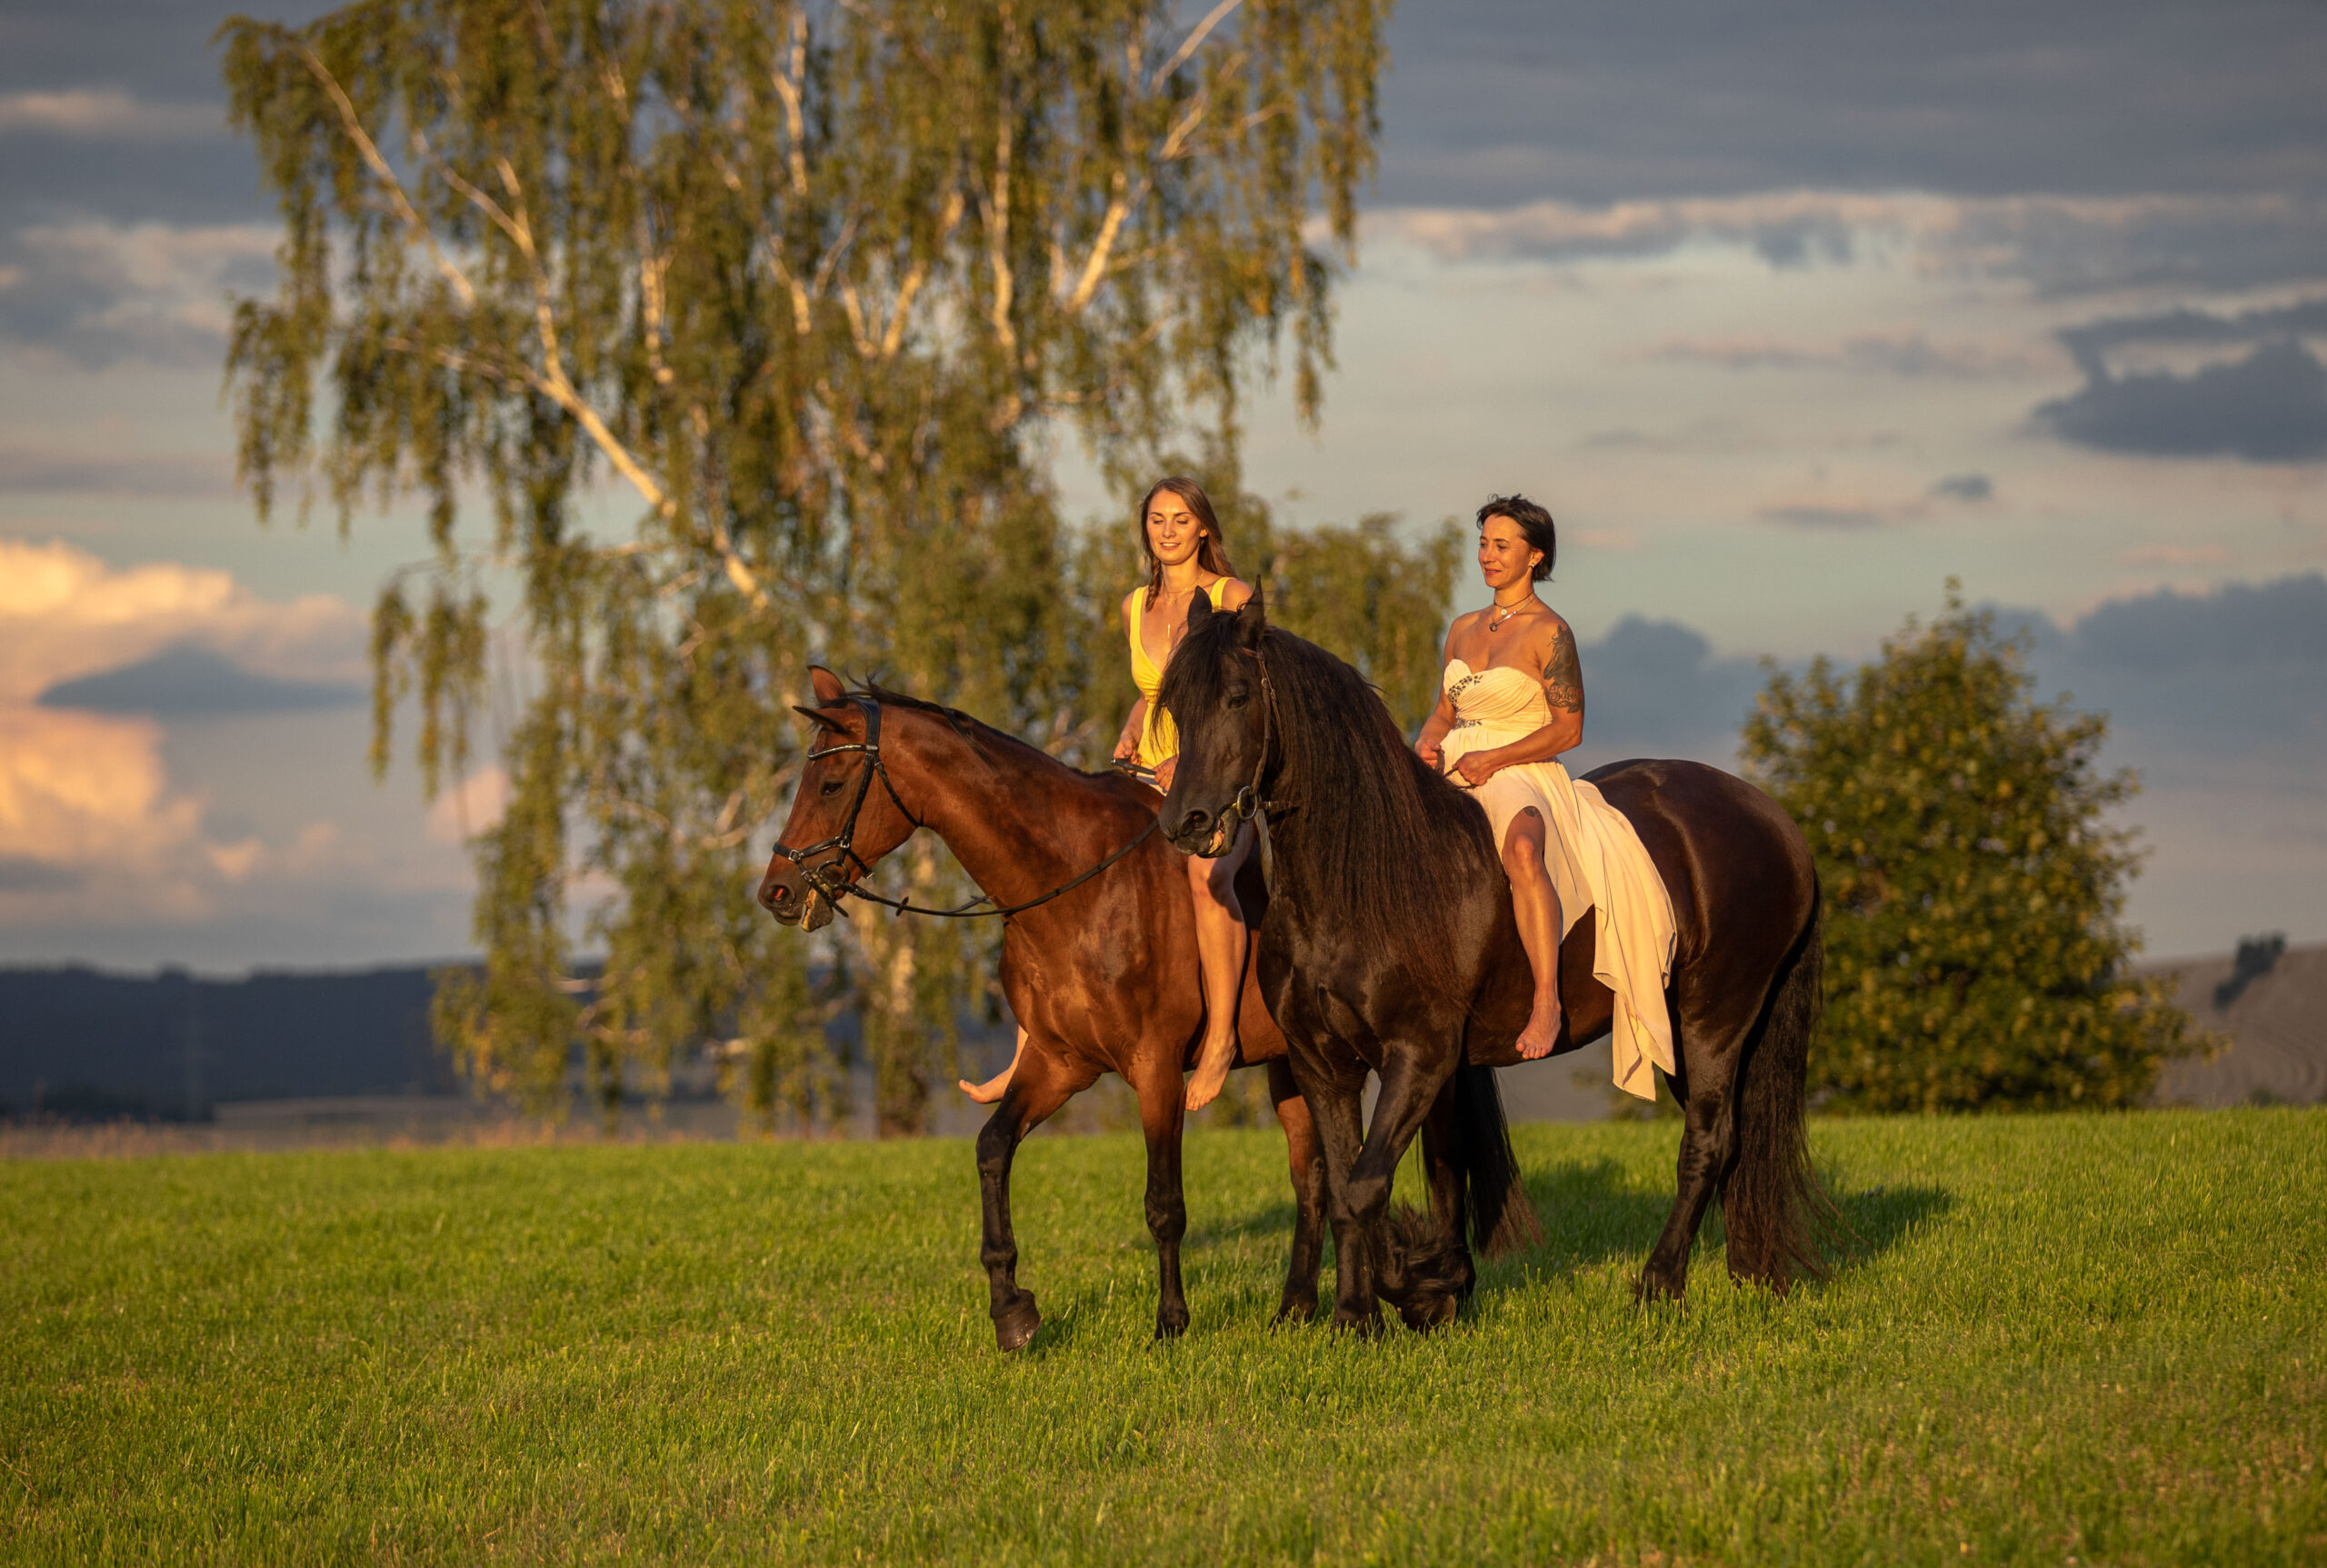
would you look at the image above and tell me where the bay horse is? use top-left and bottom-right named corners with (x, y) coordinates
top-left (1159, 592), bottom-right (1833, 1332)
top-left (758, 667), bottom-right (1535, 1348)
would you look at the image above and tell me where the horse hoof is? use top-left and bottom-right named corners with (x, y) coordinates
top-left (1331, 1304), bottom-right (1384, 1338)
top-left (1154, 1307), bottom-right (1189, 1340)
top-left (1633, 1269), bottom-right (1684, 1305)
top-left (1273, 1295), bottom-right (1318, 1326)
top-left (1397, 1292), bottom-right (1458, 1332)
top-left (994, 1293), bottom-right (1042, 1352)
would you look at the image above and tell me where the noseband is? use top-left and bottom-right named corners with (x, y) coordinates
top-left (771, 693), bottom-right (1157, 921)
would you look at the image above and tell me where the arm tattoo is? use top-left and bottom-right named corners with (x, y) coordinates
top-left (1542, 626), bottom-right (1584, 714)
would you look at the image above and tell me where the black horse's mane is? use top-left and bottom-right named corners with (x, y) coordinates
top-left (1161, 616), bottom-right (1499, 1001)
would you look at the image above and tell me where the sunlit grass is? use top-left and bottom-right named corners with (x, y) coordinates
top-left (3, 1110), bottom-right (2321, 1563)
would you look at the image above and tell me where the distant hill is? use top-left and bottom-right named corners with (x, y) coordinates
top-left (0, 964), bottom-right (457, 1119)
top-left (2147, 941), bottom-right (2326, 1107)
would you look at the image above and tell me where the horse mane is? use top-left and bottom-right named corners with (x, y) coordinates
top-left (853, 680), bottom-right (1114, 791)
top-left (1161, 617), bottom-right (1499, 1002)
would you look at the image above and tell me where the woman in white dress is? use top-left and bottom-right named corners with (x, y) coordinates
top-left (1416, 494), bottom-right (1680, 1087)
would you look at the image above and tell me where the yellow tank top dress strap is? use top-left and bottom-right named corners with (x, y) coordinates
top-left (1131, 577), bottom-right (1234, 769)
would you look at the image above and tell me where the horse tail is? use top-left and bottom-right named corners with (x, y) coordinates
top-left (1722, 882), bottom-right (1842, 1291)
top-left (1453, 1059), bottom-right (1543, 1259)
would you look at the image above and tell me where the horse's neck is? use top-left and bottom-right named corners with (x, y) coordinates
top-left (885, 714), bottom-right (1111, 906)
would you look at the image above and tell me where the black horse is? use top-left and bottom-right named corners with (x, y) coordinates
top-left (1160, 592), bottom-right (1833, 1331)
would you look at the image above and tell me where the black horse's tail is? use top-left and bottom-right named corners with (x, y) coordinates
top-left (1453, 1059), bottom-right (1543, 1259)
top-left (1722, 884), bottom-right (1842, 1291)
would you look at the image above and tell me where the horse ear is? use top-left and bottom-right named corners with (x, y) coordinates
top-left (791, 704), bottom-right (846, 732)
top-left (1184, 591), bottom-right (1216, 632)
top-left (1234, 584), bottom-right (1267, 644)
top-left (808, 665), bottom-right (846, 704)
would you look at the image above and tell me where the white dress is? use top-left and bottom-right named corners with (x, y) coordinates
top-left (1440, 659), bottom-right (1680, 1100)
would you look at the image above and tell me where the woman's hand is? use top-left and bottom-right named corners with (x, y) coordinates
top-left (1154, 755), bottom-right (1177, 792)
top-left (1414, 735), bottom-right (1443, 772)
top-left (1453, 749), bottom-right (1502, 789)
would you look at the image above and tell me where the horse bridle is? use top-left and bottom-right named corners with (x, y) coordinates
top-left (770, 694), bottom-right (1158, 921)
top-left (1198, 639), bottom-right (1283, 848)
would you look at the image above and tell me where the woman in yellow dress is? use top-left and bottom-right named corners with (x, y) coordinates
top-left (959, 477), bottom-right (1256, 1113)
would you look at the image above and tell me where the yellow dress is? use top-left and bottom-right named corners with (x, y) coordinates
top-left (1130, 579), bottom-right (1235, 768)
top-left (1439, 659), bottom-right (1680, 1101)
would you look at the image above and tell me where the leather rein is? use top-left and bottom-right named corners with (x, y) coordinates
top-left (769, 694), bottom-right (1158, 921)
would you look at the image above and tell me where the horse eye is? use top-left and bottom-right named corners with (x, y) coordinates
top-left (1226, 688), bottom-right (1251, 710)
top-left (819, 776), bottom-right (844, 796)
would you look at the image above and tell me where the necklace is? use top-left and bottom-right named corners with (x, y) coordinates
top-left (1487, 593), bottom-right (1538, 632)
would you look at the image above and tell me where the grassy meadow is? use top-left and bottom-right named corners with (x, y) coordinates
top-left (2, 1109), bottom-right (2322, 1564)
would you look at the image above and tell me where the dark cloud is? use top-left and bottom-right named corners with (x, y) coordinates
top-left (2072, 574), bottom-right (2327, 673)
top-left (0, 219), bottom-right (275, 367)
top-left (0, 445), bottom-right (235, 495)
top-left (0, 856), bottom-right (81, 893)
top-left (1990, 573), bottom-right (2327, 762)
top-left (1382, 0), bottom-right (2327, 209)
top-left (1930, 474), bottom-right (1992, 502)
top-left (2057, 296), bottom-right (2327, 375)
top-left (2033, 338), bottom-right (2327, 462)
top-left (38, 643), bottom-right (363, 716)
top-left (1568, 615), bottom-right (1763, 771)
top-left (1571, 574), bottom-right (2327, 789)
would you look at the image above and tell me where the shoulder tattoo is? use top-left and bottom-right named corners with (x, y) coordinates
top-left (1542, 624), bottom-right (1583, 714)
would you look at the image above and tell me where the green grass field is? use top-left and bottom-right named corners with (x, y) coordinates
top-left (4, 1109), bottom-right (2322, 1564)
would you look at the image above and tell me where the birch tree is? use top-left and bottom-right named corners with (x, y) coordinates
top-left (222, 0), bottom-right (1389, 1131)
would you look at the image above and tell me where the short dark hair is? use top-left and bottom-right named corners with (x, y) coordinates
top-left (1476, 494), bottom-right (1555, 582)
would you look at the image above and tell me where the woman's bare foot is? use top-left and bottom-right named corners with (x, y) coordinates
top-left (1514, 999), bottom-right (1563, 1060)
top-left (1183, 1033), bottom-right (1237, 1111)
top-left (958, 1028), bottom-right (1027, 1103)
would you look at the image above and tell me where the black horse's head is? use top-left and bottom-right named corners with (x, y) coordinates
top-left (757, 666), bottom-right (920, 931)
top-left (1158, 587), bottom-right (1273, 858)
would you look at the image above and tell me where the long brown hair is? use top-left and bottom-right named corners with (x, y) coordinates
top-left (1138, 476), bottom-right (1236, 598)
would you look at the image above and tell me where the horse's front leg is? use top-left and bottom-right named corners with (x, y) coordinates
top-left (1267, 1057), bottom-right (1326, 1323)
top-left (976, 1044), bottom-right (1094, 1352)
top-left (1131, 1048), bottom-right (1192, 1338)
top-left (1284, 1045), bottom-right (1377, 1334)
top-left (1349, 1045), bottom-right (1458, 1326)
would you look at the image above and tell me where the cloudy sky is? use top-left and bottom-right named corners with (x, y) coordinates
top-left (2, 0), bottom-right (2322, 969)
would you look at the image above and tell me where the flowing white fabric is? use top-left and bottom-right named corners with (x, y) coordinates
top-left (1439, 660), bottom-right (1679, 1100)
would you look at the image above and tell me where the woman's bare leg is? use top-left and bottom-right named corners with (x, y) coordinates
top-left (959, 1027), bottom-right (1028, 1104)
top-left (1183, 819), bottom-right (1257, 1111)
top-left (1503, 808), bottom-right (1565, 1059)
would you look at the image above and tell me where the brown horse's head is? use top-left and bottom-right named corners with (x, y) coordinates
top-left (758, 667), bottom-right (921, 932)
top-left (1158, 587), bottom-right (1273, 858)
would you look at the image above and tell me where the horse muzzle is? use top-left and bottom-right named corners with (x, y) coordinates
top-left (1168, 788), bottom-right (1252, 859)
top-left (758, 866), bottom-right (838, 932)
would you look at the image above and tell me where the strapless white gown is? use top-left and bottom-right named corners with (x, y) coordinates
top-left (1440, 659), bottom-right (1678, 1100)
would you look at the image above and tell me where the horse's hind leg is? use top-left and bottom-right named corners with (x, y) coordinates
top-left (1636, 1014), bottom-right (1741, 1303)
top-left (1267, 1057), bottom-right (1327, 1323)
top-left (977, 1045), bottom-right (1096, 1351)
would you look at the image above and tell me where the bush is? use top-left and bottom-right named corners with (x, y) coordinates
top-left (1742, 583), bottom-right (2204, 1112)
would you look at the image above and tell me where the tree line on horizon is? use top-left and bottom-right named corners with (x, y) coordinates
top-left (218, 0), bottom-right (2195, 1134)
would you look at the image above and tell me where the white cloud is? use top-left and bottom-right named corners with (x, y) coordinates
top-left (0, 89), bottom-right (223, 140)
top-left (0, 536), bottom-right (365, 704)
top-left (424, 766), bottom-right (511, 845)
top-left (0, 540), bottom-right (386, 930)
